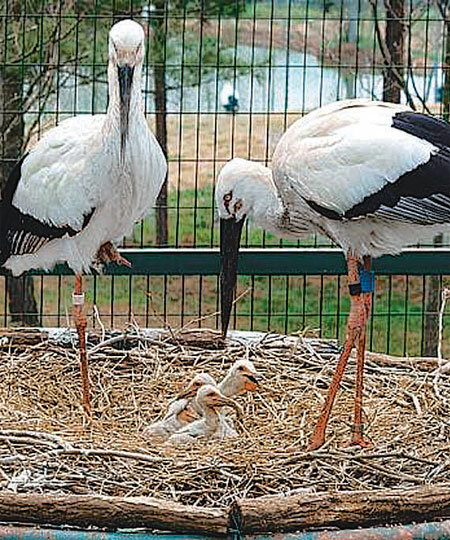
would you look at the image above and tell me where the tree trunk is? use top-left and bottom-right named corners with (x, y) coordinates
top-left (423, 10), bottom-right (450, 355)
top-left (383, 0), bottom-right (405, 103)
top-left (424, 234), bottom-right (443, 356)
top-left (347, 0), bottom-right (358, 43)
top-left (152, 0), bottom-right (168, 247)
top-left (0, 67), bottom-right (39, 327)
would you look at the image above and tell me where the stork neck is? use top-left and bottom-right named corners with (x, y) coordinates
top-left (219, 373), bottom-right (239, 397)
top-left (202, 405), bottom-right (220, 430)
top-left (250, 177), bottom-right (285, 234)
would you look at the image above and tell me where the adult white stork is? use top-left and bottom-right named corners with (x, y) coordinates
top-left (0, 19), bottom-right (167, 414)
top-left (217, 98), bottom-right (450, 450)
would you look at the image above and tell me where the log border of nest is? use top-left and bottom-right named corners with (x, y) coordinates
top-left (0, 484), bottom-right (449, 535)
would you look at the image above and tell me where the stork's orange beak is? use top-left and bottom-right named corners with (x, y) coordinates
top-left (178, 406), bottom-right (198, 423)
top-left (244, 372), bottom-right (260, 392)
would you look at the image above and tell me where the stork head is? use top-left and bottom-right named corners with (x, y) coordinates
top-left (175, 372), bottom-right (217, 400)
top-left (216, 158), bottom-right (273, 337)
top-left (196, 384), bottom-right (243, 417)
top-left (109, 20), bottom-right (145, 157)
top-left (225, 359), bottom-right (261, 395)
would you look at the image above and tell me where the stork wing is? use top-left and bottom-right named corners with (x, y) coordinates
top-left (11, 115), bottom-right (107, 231)
top-left (272, 104), bottom-right (450, 225)
top-left (0, 116), bottom-right (106, 264)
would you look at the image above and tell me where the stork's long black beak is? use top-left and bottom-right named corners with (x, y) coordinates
top-left (118, 65), bottom-right (134, 159)
top-left (220, 217), bottom-right (245, 339)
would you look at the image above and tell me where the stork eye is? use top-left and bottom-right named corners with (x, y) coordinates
top-left (223, 192), bottom-right (232, 202)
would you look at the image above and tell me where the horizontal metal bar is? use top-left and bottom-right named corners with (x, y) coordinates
top-left (2, 248), bottom-right (449, 277)
top-left (2, 520), bottom-right (450, 540)
top-left (0, 525), bottom-right (216, 540)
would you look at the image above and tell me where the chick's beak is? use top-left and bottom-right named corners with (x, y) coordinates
top-left (220, 217), bottom-right (245, 339)
top-left (175, 386), bottom-right (197, 400)
top-left (118, 65), bottom-right (134, 158)
top-left (244, 372), bottom-right (260, 392)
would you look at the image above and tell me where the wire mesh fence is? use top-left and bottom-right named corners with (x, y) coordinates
top-left (0, 269), bottom-right (448, 357)
top-left (2, 1), bottom-right (450, 248)
top-left (0, 1), bottom-right (449, 352)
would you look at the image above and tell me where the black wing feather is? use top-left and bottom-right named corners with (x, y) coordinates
top-left (0, 155), bottom-right (95, 266)
top-left (308, 112), bottom-right (450, 225)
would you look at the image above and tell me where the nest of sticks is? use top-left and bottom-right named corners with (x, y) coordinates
top-left (0, 327), bottom-right (448, 509)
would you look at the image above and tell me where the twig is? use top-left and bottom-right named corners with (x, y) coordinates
top-left (433, 288), bottom-right (450, 406)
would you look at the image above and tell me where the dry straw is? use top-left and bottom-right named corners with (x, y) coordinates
top-left (0, 328), bottom-right (448, 507)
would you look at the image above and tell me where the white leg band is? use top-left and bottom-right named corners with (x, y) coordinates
top-left (72, 292), bottom-right (85, 306)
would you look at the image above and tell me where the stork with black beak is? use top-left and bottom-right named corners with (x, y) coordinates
top-left (0, 20), bottom-right (166, 414)
top-left (217, 99), bottom-right (450, 450)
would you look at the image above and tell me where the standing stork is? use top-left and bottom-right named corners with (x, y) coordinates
top-left (217, 99), bottom-right (450, 450)
top-left (0, 20), bottom-right (167, 414)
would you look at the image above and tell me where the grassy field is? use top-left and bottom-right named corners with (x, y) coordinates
top-left (1, 271), bottom-right (447, 357)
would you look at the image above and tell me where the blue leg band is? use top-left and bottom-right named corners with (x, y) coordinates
top-left (359, 269), bottom-right (376, 293)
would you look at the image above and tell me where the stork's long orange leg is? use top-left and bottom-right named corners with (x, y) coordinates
top-left (73, 274), bottom-right (91, 416)
top-left (307, 253), bottom-right (366, 452)
top-left (346, 256), bottom-right (372, 448)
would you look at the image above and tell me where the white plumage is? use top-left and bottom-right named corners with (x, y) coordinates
top-left (1, 19), bottom-right (166, 276)
top-left (164, 385), bottom-right (243, 447)
top-left (144, 362), bottom-right (260, 443)
top-left (143, 399), bottom-right (198, 443)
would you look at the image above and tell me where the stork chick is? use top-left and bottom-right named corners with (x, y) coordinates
top-left (143, 399), bottom-right (197, 443)
top-left (170, 372), bottom-right (217, 416)
top-left (219, 359), bottom-right (260, 397)
top-left (165, 385), bottom-right (243, 447)
top-left (215, 359), bottom-right (261, 439)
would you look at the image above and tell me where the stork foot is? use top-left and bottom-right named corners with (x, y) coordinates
top-left (97, 242), bottom-right (132, 267)
top-left (342, 424), bottom-right (372, 449)
top-left (306, 433), bottom-right (326, 452)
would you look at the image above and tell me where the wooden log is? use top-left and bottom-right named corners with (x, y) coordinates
top-left (233, 484), bottom-right (450, 534)
top-left (364, 351), bottom-right (439, 372)
top-left (0, 328), bottom-right (48, 347)
top-left (0, 492), bottom-right (229, 535)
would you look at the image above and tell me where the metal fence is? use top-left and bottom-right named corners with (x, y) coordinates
top-left (0, 1), bottom-right (449, 354)
top-left (0, 248), bottom-right (448, 357)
